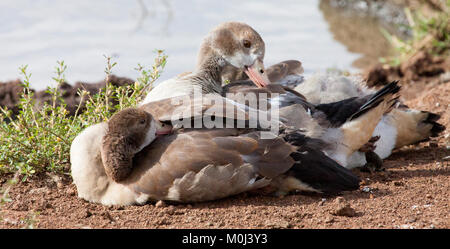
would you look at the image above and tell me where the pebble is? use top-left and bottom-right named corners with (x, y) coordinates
top-left (84, 210), bottom-right (92, 218)
top-left (362, 186), bottom-right (371, 192)
top-left (264, 219), bottom-right (290, 229)
top-left (325, 216), bottom-right (335, 223)
top-left (400, 224), bottom-right (414, 229)
top-left (29, 187), bottom-right (48, 195)
top-left (165, 205), bottom-right (176, 215)
top-left (406, 217), bottom-right (417, 223)
top-left (393, 181), bottom-right (404, 186)
top-left (155, 200), bottom-right (166, 208)
top-left (66, 188), bottom-right (76, 196)
top-left (334, 197), bottom-right (345, 204)
top-left (332, 204), bottom-right (357, 217)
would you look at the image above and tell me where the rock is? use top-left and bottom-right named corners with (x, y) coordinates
top-left (362, 186), bottom-right (372, 192)
top-left (332, 203), bottom-right (357, 217)
top-left (393, 181), bottom-right (404, 186)
top-left (29, 187), bottom-right (49, 195)
top-left (325, 216), bottom-right (335, 223)
top-left (264, 219), bottom-right (290, 229)
top-left (66, 188), bottom-right (76, 196)
top-left (165, 205), bottom-right (176, 215)
top-left (155, 200), bottom-right (166, 208)
top-left (334, 196), bottom-right (345, 204)
top-left (84, 210), bottom-right (92, 218)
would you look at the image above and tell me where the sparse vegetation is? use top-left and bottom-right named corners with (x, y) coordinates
top-left (380, 3), bottom-right (450, 66)
top-left (0, 51), bottom-right (167, 180)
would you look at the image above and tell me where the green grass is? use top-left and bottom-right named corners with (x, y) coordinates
top-left (0, 50), bottom-right (167, 180)
top-left (380, 3), bottom-right (450, 66)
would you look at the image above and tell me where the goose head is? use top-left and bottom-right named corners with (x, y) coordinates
top-left (101, 108), bottom-right (172, 182)
top-left (197, 22), bottom-right (270, 88)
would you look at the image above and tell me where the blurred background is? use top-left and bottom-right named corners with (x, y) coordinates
top-left (0, 0), bottom-right (415, 89)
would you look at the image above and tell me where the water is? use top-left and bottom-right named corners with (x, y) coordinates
top-left (0, 0), bottom-right (395, 90)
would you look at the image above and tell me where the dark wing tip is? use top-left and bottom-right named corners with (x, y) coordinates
top-left (288, 150), bottom-right (361, 194)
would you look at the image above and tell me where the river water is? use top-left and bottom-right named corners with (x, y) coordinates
top-left (0, 0), bottom-right (402, 89)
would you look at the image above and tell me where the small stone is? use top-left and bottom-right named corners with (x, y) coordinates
top-left (325, 216), bottom-right (335, 223)
top-left (155, 200), bottom-right (166, 208)
top-left (66, 188), bottom-right (76, 196)
top-left (84, 210), bottom-right (92, 218)
top-left (406, 217), bottom-right (417, 223)
top-left (362, 186), bottom-right (371, 192)
top-left (29, 187), bottom-right (48, 195)
top-left (102, 211), bottom-right (114, 222)
top-left (426, 194), bottom-right (432, 199)
top-left (333, 204), bottom-right (357, 217)
top-left (400, 224), bottom-right (414, 229)
top-left (165, 205), bottom-right (176, 215)
top-left (393, 181), bottom-right (404, 186)
top-left (264, 219), bottom-right (290, 229)
top-left (334, 197), bottom-right (345, 204)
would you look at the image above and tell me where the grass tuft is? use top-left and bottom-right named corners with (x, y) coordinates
top-left (380, 3), bottom-right (450, 66)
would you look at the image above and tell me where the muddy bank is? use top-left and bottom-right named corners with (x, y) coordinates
top-left (364, 51), bottom-right (450, 87)
top-left (0, 75), bottom-right (135, 117)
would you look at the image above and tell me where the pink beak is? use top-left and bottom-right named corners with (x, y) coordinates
top-left (244, 59), bottom-right (271, 88)
top-left (155, 121), bottom-right (173, 137)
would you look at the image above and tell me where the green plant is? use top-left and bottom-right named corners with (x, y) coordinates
top-left (0, 51), bottom-right (167, 180)
top-left (380, 4), bottom-right (450, 66)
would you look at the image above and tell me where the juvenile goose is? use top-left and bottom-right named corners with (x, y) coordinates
top-left (142, 22), bottom-right (271, 104)
top-left (71, 99), bottom-right (361, 205)
top-left (293, 74), bottom-right (446, 168)
top-left (223, 73), bottom-right (401, 168)
top-left (100, 108), bottom-right (172, 182)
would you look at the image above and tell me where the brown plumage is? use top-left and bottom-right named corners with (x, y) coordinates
top-left (100, 108), bottom-right (153, 182)
top-left (142, 22), bottom-right (270, 103)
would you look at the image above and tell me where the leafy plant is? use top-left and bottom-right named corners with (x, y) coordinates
top-left (0, 51), bottom-right (167, 180)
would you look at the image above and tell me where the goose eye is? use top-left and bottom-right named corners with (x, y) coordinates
top-left (243, 39), bottom-right (251, 48)
top-left (259, 69), bottom-right (264, 74)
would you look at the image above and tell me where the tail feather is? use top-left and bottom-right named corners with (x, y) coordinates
top-left (280, 132), bottom-right (361, 194)
top-left (422, 112), bottom-right (446, 137)
top-left (393, 109), bottom-right (446, 148)
top-left (349, 81), bottom-right (400, 121)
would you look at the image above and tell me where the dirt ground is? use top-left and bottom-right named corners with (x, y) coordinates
top-left (1, 72), bottom-right (448, 229)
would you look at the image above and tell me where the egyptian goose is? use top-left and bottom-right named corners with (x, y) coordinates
top-left (293, 74), bottom-right (445, 168)
top-left (223, 71), bottom-right (401, 168)
top-left (70, 99), bottom-right (361, 205)
top-left (142, 22), bottom-right (271, 104)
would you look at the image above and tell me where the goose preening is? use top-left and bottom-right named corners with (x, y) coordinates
top-left (71, 100), bottom-right (361, 205)
top-left (71, 22), bottom-right (366, 206)
top-left (142, 22), bottom-right (271, 103)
